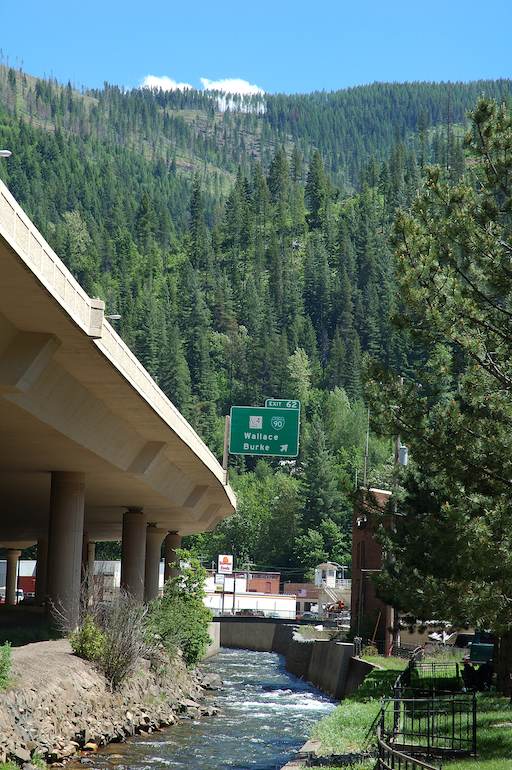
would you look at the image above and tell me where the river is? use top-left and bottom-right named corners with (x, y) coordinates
top-left (83, 648), bottom-right (335, 770)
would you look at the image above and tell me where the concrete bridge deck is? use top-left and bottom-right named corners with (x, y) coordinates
top-left (0, 179), bottom-right (235, 622)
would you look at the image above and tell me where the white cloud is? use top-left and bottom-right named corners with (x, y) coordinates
top-left (141, 75), bottom-right (193, 92)
top-left (141, 74), bottom-right (265, 97)
top-left (199, 77), bottom-right (265, 96)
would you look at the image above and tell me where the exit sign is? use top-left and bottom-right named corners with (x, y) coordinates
top-left (229, 405), bottom-right (300, 457)
top-left (265, 398), bottom-right (301, 411)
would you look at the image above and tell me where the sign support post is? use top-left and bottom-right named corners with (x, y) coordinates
top-left (222, 415), bottom-right (230, 484)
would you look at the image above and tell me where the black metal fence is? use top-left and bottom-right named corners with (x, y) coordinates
top-left (409, 661), bottom-right (462, 693)
top-left (381, 693), bottom-right (477, 757)
top-left (377, 726), bottom-right (441, 770)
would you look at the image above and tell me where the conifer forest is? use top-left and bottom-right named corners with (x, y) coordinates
top-left (1, 65), bottom-right (511, 580)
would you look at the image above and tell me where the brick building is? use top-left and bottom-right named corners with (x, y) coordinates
top-left (350, 488), bottom-right (394, 654)
top-left (246, 572), bottom-right (280, 594)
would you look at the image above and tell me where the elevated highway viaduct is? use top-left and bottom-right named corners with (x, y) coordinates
top-left (0, 180), bottom-right (236, 625)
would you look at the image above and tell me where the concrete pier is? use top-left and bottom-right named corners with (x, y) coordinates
top-left (35, 537), bottom-right (48, 605)
top-left (46, 472), bottom-right (85, 628)
top-left (5, 549), bottom-right (21, 605)
top-left (144, 525), bottom-right (167, 602)
top-left (121, 509), bottom-right (146, 602)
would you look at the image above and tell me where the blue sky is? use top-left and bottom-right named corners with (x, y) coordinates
top-left (2, 1), bottom-right (511, 94)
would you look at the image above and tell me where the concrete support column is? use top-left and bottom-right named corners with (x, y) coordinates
top-left (144, 525), bottom-right (168, 603)
top-left (5, 549), bottom-right (21, 606)
top-left (81, 536), bottom-right (96, 605)
top-left (121, 508), bottom-right (146, 602)
top-left (86, 541), bottom-right (96, 577)
top-left (46, 472), bottom-right (85, 630)
top-left (163, 532), bottom-right (181, 583)
top-left (35, 537), bottom-right (48, 605)
top-left (81, 531), bottom-right (89, 579)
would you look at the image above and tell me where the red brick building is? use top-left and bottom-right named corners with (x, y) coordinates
top-left (350, 488), bottom-right (394, 654)
top-left (246, 572), bottom-right (280, 594)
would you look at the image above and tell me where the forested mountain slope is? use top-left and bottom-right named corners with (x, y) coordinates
top-left (0, 66), bottom-right (509, 573)
top-left (1, 65), bottom-right (511, 191)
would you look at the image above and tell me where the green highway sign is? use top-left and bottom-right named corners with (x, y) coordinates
top-left (229, 405), bottom-right (300, 457)
top-left (265, 398), bottom-right (301, 411)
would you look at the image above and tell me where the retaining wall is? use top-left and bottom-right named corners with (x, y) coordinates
top-left (219, 620), bottom-right (276, 652)
top-left (204, 621), bottom-right (221, 658)
top-left (285, 639), bottom-right (314, 679)
top-left (308, 641), bottom-right (354, 699)
top-left (344, 656), bottom-right (375, 697)
top-left (273, 623), bottom-right (295, 655)
top-left (219, 620), bottom-right (362, 700)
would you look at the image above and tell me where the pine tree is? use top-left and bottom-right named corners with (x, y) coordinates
top-left (302, 417), bottom-right (341, 529)
top-left (305, 150), bottom-right (328, 230)
top-left (189, 175), bottom-right (210, 270)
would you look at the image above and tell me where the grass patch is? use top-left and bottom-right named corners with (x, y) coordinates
top-left (317, 765), bottom-right (374, 770)
top-left (312, 657), bottom-right (406, 755)
top-left (360, 655), bottom-right (408, 671)
top-left (312, 699), bottom-right (381, 754)
top-left (422, 647), bottom-right (465, 664)
top-left (445, 694), bottom-right (512, 770)
top-left (443, 757), bottom-right (512, 770)
top-left (0, 643), bottom-right (11, 690)
top-left (313, 663), bottom-right (512, 769)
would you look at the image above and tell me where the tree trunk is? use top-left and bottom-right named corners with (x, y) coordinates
top-left (496, 631), bottom-right (512, 695)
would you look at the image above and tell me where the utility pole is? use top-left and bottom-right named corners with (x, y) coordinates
top-left (222, 415), bottom-right (230, 485)
top-left (363, 407), bottom-right (370, 487)
top-left (388, 375), bottom-right (404, 655)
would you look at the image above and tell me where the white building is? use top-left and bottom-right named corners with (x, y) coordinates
top-left (91, 561), bottom-right (296, 619)
top-left (314, 562), bottom-right (350, 589)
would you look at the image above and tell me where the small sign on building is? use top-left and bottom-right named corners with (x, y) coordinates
top-left (218, 554), bottom-right (234, 574)
top-left (214, 573), bottom-right (225, 592)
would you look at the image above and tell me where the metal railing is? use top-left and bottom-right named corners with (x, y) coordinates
top-left (374, 648), bottom-right (476, 768)
top-left (410, 661), bottom-right (462, 690)
top-left (381, 693), bottom-right (477, 757)
top-left (377, 726), bottom-right (441, 770)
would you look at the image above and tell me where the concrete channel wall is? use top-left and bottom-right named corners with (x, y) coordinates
top-left (204, 621), bottom-right (221, 658)
top-left (218, 619), bottom-right (365, 700)
top-left (219, 620), bottom-right (276, 651)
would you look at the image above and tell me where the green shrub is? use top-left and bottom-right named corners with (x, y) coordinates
top-left (31, 752), bottom-right (46, 769)
top-left (0, 762), bottom-right (21, 770)
top-left (70, 615), bottom-right (105, 662)
top-left (97, 593), bottom-right (148, 690)
top-left (0, 643), bottom-right (11, 689)
top-left (148, 549), bottom-right (212, 667)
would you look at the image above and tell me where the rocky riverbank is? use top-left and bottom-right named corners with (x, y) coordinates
top-left (0, 640), bottom-right (217, 766)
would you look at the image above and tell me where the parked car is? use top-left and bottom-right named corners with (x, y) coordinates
top-left (235, 609), bottom-right (265, 617)
top-left (0, 587), bottom-right (24, 604)
top-left (301, 611), bottom-right (321, 621)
